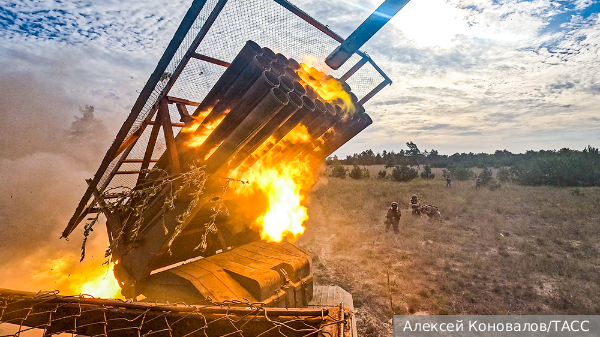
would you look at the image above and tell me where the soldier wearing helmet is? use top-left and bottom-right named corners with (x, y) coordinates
top-left (421, 204), bottom-right (441, 222)
top-left (385, 202), bottom-right (401, 234)
top-left (410, 194), bottom-right (421, 215)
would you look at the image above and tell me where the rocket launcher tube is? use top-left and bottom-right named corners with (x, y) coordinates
top-left (192, 40), bottom-right (262, 115)
top-left (205, 87), bottom-right (289, 173)
top-left (238, 96), bottom-right (315, 171)
top-left (222, 91), bottom-right (303, 175)
top-left (191, 69), bottom-right (279, 161)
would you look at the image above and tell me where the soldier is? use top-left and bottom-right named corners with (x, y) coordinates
top-left (421, 205), bottom-right (441, 222)
top-left (410, 194), bottom-right (421, 215)
top-left (446, 176), bottom-right (451, 188)
top-left (475, 176), bottom-right (482, 189)
top-left (385, 202), bottom-right (401, 234)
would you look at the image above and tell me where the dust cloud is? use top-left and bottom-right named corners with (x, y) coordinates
top-left (0, 46), bottom-right (132, 294)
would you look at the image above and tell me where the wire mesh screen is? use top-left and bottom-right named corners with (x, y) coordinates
top-left (0, 290), bottom-right (347, 337)
top-left (97, 0), bottom-right (223, 191)
top-left (93, 0), bottom-right (389, 212)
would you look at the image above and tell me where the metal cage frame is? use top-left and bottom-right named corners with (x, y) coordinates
top-left (63, 0), bottom-right (392, 238)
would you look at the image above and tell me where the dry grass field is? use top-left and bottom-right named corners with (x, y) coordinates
top-left (296, 166), bottom-right (600, 337)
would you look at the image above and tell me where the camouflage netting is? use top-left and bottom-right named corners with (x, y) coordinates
top-left (0, 290), bottom-right (349, 337)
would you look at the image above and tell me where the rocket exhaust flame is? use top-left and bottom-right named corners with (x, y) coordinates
top-left (34, 255), bottom-right (122, 299)
top-left (181, 109), bottom-right (225, 148)
top-left (296, 63), bottom-right (356, 116)
top-left (184, 116), bottom-right (226, 148)
top-left (64, 42), bottom-right (373, 299)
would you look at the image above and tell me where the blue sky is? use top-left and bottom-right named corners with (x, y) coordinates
top-left (0, 0), bottom-right (598, 158)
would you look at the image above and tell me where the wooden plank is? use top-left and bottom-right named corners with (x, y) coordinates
top-left (123, 159), bottom-right (158, 163)
top-left (115, 170), bottom-right (142, 174)
top-left (147, 120), bottom-right (185, 127)
top-left (166, 96), bottom-right (201, 106)
top-left (137, 115), bottom-right (162, 185)
top-left (72, 201), bottom-right (98, 230)
top-left (62, 0), bottom-right (212, 238)
top-left (86, 179), bottom-right (120, 243)
top-left (175, 103), bottom-right (194, 124)
top-left (190, 52), bottom-right (230, 67)
top-left (159, 99), bottom-right (181, 174)
top-left (114, 127), bottom-right (143, 160)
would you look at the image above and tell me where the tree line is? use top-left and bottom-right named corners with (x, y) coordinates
top-left (326, 142), bottom-right (600, 187)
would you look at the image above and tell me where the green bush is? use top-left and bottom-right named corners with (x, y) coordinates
top-left (348, 165), bottom-right (370, 179)
top-left (479, 167), bottom-right (493, 185)
top-left (362, 167), bottom-right (370, 179)
top-left (571, 187), bottom-right (583, 196)
top-left (497, 167), bottom-right (511, 182)
top-left (330, 163), bottom-right (347, 179)
top-left (448, 164), bottom-right (475, 181)
top-left (488, 179), bottom-right (501, 191)
top-left (349, 165), bottom-right (363, 179)
top-left (420, 165), bottom-right (435, 180)
top-left (378, 170), bottom-right (387, 179)
top-left (511, 154), bottom-right (600, 186)
top-left (391, 165), bottom-right (418, 182)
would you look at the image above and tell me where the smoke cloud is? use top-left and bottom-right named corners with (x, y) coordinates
top-left (0, 42), bottom-right (142, 294)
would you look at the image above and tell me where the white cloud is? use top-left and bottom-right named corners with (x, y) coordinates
top-left (573, 0), bottom-right (596, 11)
top-left (0, 0), bottom-right (598, 157)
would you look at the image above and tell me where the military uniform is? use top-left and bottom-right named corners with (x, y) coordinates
top-left (410, 195), bottom-right (421, 215)
top-left (446, 177), bottom-right (451, 188)
top-left (386, 204), bottom-right (401, 234)
top-left (421, 205), bottom-right (441, 222)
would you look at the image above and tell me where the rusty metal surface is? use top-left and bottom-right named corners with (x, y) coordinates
top-left (155, 241), bottom-right (312, 307)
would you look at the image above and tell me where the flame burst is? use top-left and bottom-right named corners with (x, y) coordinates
top-left (296, 63), bottom-right (356, 115)
top-left (79, 263), bottom-right (122, 298)
top-left (234, 158), bottom-right (314, 242)
top-left (182, 108), bottom-right (227, 148)
top-left (180, 59), bottom-right (358, 243)
top-left (33, 255), bottom-right (122, 299)
top-left (232, 125), bottom-right (315, 242)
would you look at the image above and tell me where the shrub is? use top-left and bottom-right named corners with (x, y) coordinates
top-left (511, 155), bottom-right (600, 186)
top-left (362, 167), bottom-right (370, 179)
top-left (488, 179), bottom-right (501, 191)
top-left (330, 163), bottom-right (347, 179)
top-left (448, 164), bottom-right (475, 181)
top-left (497, 167), bottom-right (511, 182)
top-left (349, 165), bottom-right (363, 179)
top-left (420, 165), bottom-right (435, 180)
top-left (571, 187), bottom-right (583, 196)
top-left (378, 170), bottom-right (387, 179)
top-left (391, 165), bottom-right (418, 182)
top-left (479, 167), bottom-right (493, 185)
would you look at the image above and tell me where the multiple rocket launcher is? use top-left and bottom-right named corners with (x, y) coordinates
top-left (179, 40), bottom-right (372, 176)
top-left (109, 41), bottom-right (372, 301)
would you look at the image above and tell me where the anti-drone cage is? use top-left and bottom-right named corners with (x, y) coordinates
top-left (63, 0), bottom-right (391, 240)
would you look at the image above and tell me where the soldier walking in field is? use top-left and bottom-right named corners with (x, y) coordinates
top-left (421, 205), bottom-right (442, 222)
top-left (446, 176), bottom-right (452, 188)
top-left (475, 176), bottom-right (482, 189)
top-left (410, 194), bottom-right (421, 215)
top-left (385, 202), bottom-right (401, 234)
